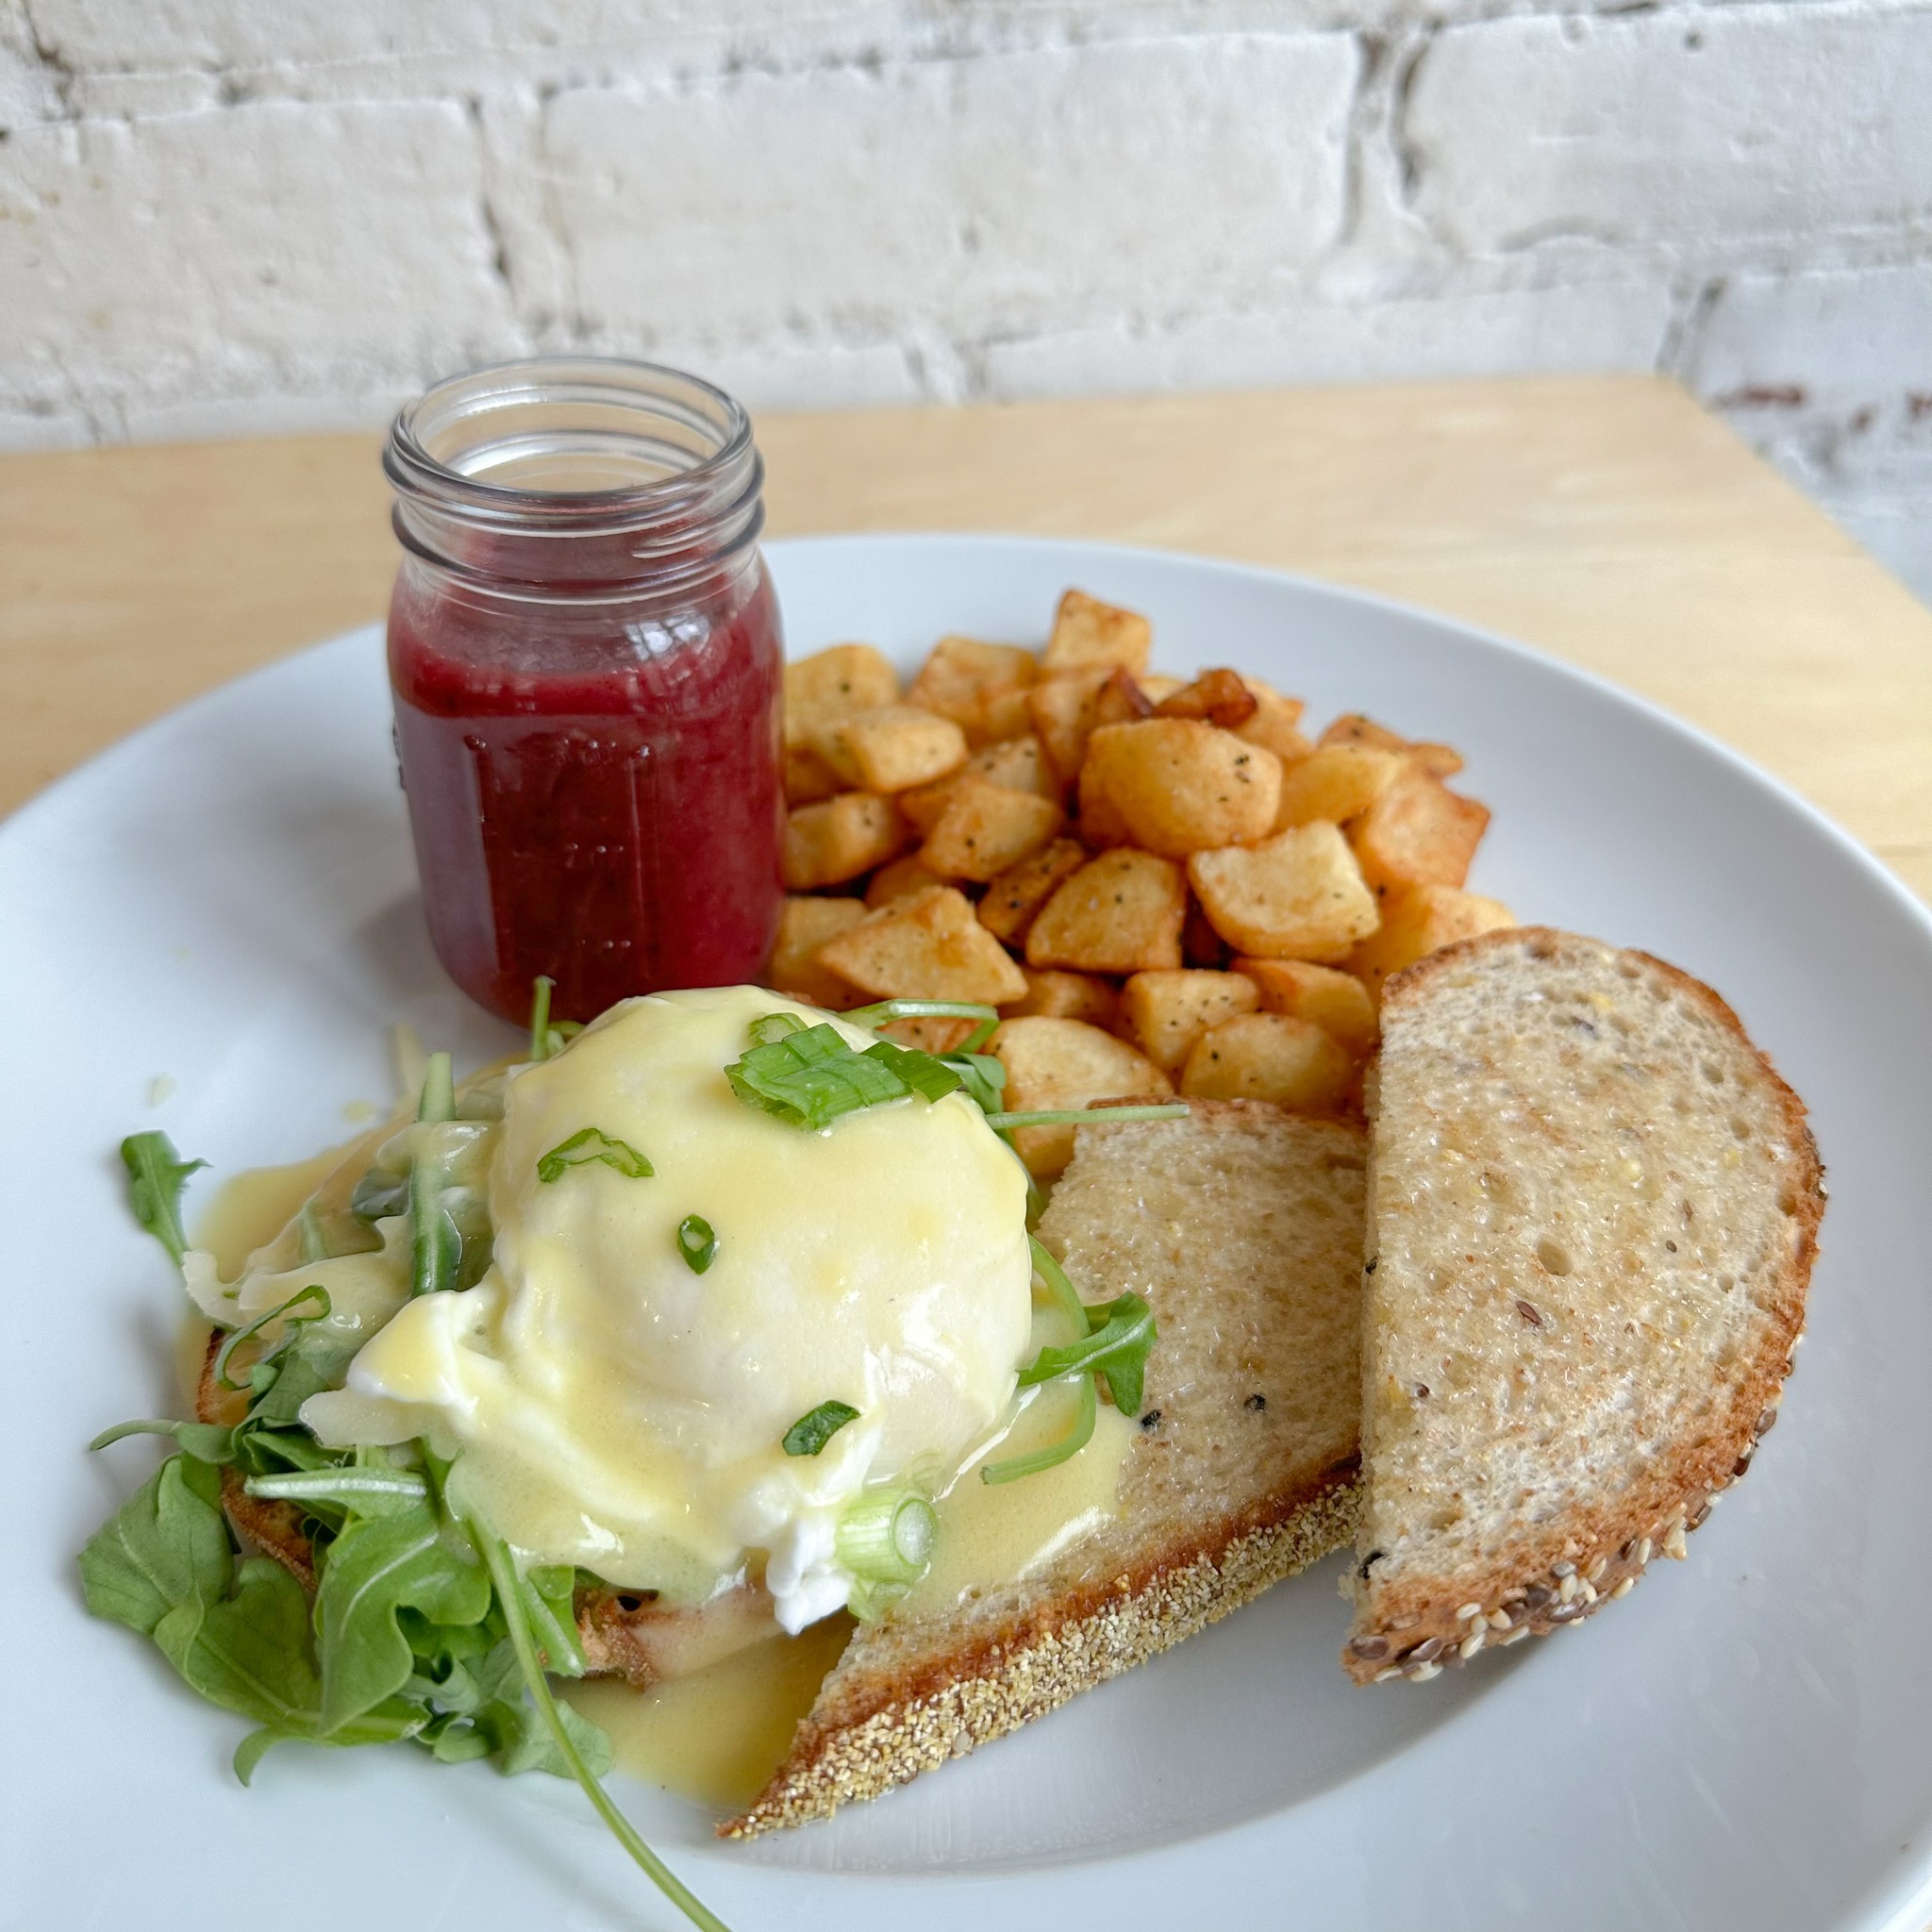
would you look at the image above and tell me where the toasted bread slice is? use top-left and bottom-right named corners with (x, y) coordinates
top-left (1344, 927), bottom-right (1824, 1683)
top-left (725, 1099), bottom-right (1365, 1836)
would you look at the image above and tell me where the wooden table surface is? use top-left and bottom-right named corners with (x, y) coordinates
top-left (5, 372), bottom-right (1930, 899)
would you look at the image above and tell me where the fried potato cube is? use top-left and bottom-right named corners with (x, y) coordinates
top-left (783, 745), bottom-right (841, 807)
top-left (1319, 710), bottom-right (1463, 777)
top-left (1234, 679), bottom-right (1311, 764)
top-left (866, 852), bottom-right (946, 908)
top-left (1350, 885), bottom-right (1515, 1000)
top-left (1121, 969), bottom-right (1262, 1072)
top-left (921, 778), bottom-right (1065, 882)
top-left (1232, 957), bottom-right (1378, 1058)
top-left (1274, 744), bottom-right (1408, 829)
top-left (1188, 822), bottom-right (1380, 962)
top-left (1075, 752), bottom-right (1132, 849)
top-left (908, 636), bottom-right (1040, 745)
top-left (818, 884), bottom-right (1028, 1005)
top-left (783, 792), bottom-right (909, 890)
top-left (1152, 667), bottom-right (1258, 730)
top-left (977, 837), bottom-right (1088, 944)
top-left (765, 896), bottom-right (870, 1010)
top-left (1348, 768), bottom-right (1491, 892)
top-left (898, 734), bottom-right (1056, 835)
top-left (876, 1014), bottom-right (980, 1054)
top-left (785, 644), bottom-right (899, 752)
top-left (1027, 666), bottom-right (1151, 788)
top-left (1083, 719), bottom-right (1283, 858)
top-left (1043, 589), bottom-right (1153, 675)
top-left (1179, 1012), bottom-right (1353, 1111)
top-left (1001, 968), bottom-right (1119, 1028)
top-left (820, 704), bottom-right (969, 794)
top-left (991, 1015), bottom-right (1172, 1177)
top-left (1026, 849), bottom-right (1188, 974)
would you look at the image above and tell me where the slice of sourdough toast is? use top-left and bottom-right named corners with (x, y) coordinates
top-left (725, 1099), bottom-right (1365, 1836)
top-left (1344, 926), bottom-right (1824, 1684)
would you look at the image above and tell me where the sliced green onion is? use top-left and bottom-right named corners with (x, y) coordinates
top-left (213, 1283), bottom-right (332, 1391)
top-left (981, 1102), bottom-right (1188, 1131)
top-left (782, 1399), bottom-right (860, 1457)
top-left (836, 1489), bottom-right (938, 1585)
top-left (981, 1374), bottom-right (1097, 1487)
top-left (244, 1469), bottom-right (428, 1505)
top-left (842, 999), bottom-right (1001, 1032)
top-left (675, 1213), bottom-right (718, 1274)
top-left (527, 975), bottom-right (556, 1061)
top-left (748, 1010), bottom-right (808, 1044)
top-left (469, 1516), bottom-right (732, 1932)
top-left (536, 1126), bottom-right (654, 1184)
top-left (417, 1051), bottom-right (455, 1124)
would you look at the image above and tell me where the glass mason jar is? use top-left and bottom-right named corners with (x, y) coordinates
top-left (384, 358), bottom-right (785, 1026)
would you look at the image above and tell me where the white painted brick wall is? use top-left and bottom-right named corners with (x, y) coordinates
top-left (2, 0), bottom-right (1928, 598)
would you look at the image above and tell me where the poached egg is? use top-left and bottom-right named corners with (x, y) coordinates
top-left (304, 987), bottom-right (1034, 1630)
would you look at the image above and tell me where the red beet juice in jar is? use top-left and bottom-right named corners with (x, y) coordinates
top-left (384, 359), bottom-right (784, 1024)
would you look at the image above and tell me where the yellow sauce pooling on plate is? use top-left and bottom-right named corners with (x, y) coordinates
top-left (563, 1613), bottom-right (856, 1810)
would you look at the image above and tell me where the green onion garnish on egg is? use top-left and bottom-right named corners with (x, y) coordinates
top-left (782, 1399), bottom-right (860, 1457)
top-left (675, 1213), bottom-right (718, 1274)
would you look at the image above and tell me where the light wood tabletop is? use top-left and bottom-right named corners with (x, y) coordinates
top-left (4, 373), bottom-right (1929, 898)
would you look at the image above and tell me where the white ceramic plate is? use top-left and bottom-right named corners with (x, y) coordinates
top-left (5, 534), bottom-right (1930, 1932)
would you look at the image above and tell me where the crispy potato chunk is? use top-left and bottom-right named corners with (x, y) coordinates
top-left (1043, 589), bottom-right (1153, 675)
top-left (783, 745), bottom-right (841, 807)
top-left (1180, 1012), bottom-right (1353, 1111)
top-left (1274, 744), bottom-right (1408, 829)
top-left (1232, 957), bottom-right (1379, 1058)
top-left (1152, 667), bottom-right (1258, 730)
top-left (1083, 719), bottom-right (1282, 858)
top-left (921, 778), bottom-right (1065, 882)
top-left (1121, 969), bottom-right (1262, 1072)
top-left (1319, 710), bottom-right (1463, 777)
top-left (784, 793), bottom-right (908, 890)
top-left (765, 896), bottom-right (869, 1010)
top-left (865, 853), bottom-right (945, 908)
top-left (1188, 822), bottom-right (1380, 961)
top-left (908, 637), bottom-right (1040, 746)
top-left (785, 644), bottom-right (899, 752)
top-left (977, 837), bottom-right (1089, 944)
top-left (991, 1015), bottom-right (1172, 1177)
top-left (1027, 666), bottom-right (1151, 788)
top-left (898, 734), bottom-right (1056, 835)
top-left (1026, 849), bottom-right (1188, 974)
top-left (1001, 968), bottom-right (1120, 1028)
top-left (876, 1014), bottom-right (979, 1054)
top-left (1350, 885), bottom-right (1514, 999)
top-left (820, 704), bottom-right (969, 794)
top-left (1075, 752), bottom-right (1132, 849)
top-left (817, 884), bottom-right (1028, 1005)
top-left (1234, 679), bottom-right (1312, 764)
top-left (1348, 768), bottom-right (1490, 892)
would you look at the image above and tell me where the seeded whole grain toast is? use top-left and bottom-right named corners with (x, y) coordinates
top-left (724, 1098), bottom-right (1365, 1836)
top-left (1343, 926), bottom-right (1824, 1684)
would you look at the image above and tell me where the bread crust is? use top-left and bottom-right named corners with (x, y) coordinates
top-left (724, 1463), bottom-right (1357, 1837)
top-left (1344, 926), bottom-right (1824, 1684)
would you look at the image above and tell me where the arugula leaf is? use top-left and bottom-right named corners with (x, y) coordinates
top-left (783, 1399), bottom-right (860, 1457)
top-left (213, 1282), bottom-right (331, 1391)
top-left (89, 1417), bottom-right (236, 1462)
top-left (980, 1373), bottom-right (1098, 1487)
top-left (312, 1489), bottom-right (492, 1735)
top-left (1017, 1291), bottom-right (1158, 1416)
top-left (536, 1126), bottom-right (654, 1185)
top-left (119, 1132), bottom-right (208, 1264)
top-left (79, 1449), bottom-right (232, 1636)
top-left (350, 1167), bottom-right (409, 1221)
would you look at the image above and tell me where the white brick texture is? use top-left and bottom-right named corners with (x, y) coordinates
top-left (1, 0), bottom-right (1929, 597)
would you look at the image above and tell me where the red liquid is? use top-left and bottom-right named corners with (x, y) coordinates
top-left (389, 562), bottom-right (784, 1024)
